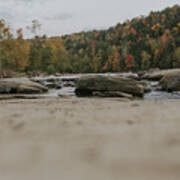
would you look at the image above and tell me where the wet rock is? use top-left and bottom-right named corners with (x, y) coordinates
top-left (0, 78), bottom-right (48, 94)
top-left (160, 71), bottom-right (180, 92)
top-left (75, 75), bottom-right (145, 98)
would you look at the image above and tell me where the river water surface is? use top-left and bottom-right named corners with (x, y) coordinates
top-left (28, 73), bottom-right (180, 100)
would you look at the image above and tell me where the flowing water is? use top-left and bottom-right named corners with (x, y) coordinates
top-left (29, 73), bottom-right (180, 100)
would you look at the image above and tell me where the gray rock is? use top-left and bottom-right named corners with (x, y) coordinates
top-left (160, 71), bottom-right (180, 92)
top-left (75, 75), bottom-right (145, 97)
top-left (140, 69), bottom-right (180, 81)
top-left (0, 78), bottom-right (48, 94)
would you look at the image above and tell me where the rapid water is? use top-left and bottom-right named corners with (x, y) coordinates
top-left (31, 74), bottom-right (180, 100)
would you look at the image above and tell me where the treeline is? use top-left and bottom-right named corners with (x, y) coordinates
top-left (1, 5), bottom-right (180, 75)
top-left (62, 4), bottom-right (180, 73)
top-left (0, 20), bottom-right (69, 75)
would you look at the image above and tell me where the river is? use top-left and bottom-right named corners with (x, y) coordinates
top-left (28, 73), bottom-right (180, 100)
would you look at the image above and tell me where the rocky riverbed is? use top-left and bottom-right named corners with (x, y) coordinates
top-left (0, 69), bottom-right (180, 180)
top-left (0, 69), bottom-right (180, 100)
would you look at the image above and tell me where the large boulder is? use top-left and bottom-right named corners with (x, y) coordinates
top-left (75, 75), bottom-right (145, 98)
top-left (140, 69), bottom-right (180, 81)
top-left (160, 71), bottom-right (180, 92)
top-left (0, 78), bottom-right (48, 94)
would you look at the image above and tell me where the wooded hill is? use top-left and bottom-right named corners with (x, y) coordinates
top-left (0, 4), bottom-right (180, 75)
top-left (62, 4), bottom-right (180, 73)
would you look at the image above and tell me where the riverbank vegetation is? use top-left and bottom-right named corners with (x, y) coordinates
top-left (0, 4), bottom-right (180, 75)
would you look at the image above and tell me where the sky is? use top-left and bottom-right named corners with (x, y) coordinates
top-left (0, 0), bottom-right (179, 37)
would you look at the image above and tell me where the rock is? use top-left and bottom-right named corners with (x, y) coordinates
top-left (140, 69), bottom-right (180, 81)
top-left (137, 81), bottom-right (152, 93)
top-left (160, 71), bottom-right (180, 92)
top-left (31, 77), bottom-right (62, 89)
top-left (92, 91), bottom-right (133, 99)
top-left (75, 75), bottom-right (145, 97)
top-left (114, 72), bottom-right (139, 80)
top-left (45, 82), bottom-right (62, 89)
top-left (0, 69), bottom-right (13, 78)
top-left (63, 81), bottom-right (75, 87)
top-left (55, 73), bottom-right (63, 77)
top-left (0, 78), bottom-right (48, 94)
top-left (138, 68), bottom-right (160, 78)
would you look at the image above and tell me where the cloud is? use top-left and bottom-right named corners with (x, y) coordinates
top-left (0, 0), bottom-right (179, 37)
top-left (0, 11), bottom-right (13, 20)
top-left (44, 13), bottom-right (73, 21)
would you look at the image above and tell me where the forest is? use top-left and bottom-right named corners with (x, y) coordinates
top-left (0, 4), bottom-right (180, 74)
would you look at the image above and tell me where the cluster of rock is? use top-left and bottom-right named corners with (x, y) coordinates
top-left (31, 76), bottom-right (76, 89)
top-left (0, 68), bottom-right (180, 99)
top-left (31, 77), bottom-right (62, 89)
top-left (75, 69), bottom-right (180, 98)
top-left (160, 71), bottom-right (180, 92)
top-left (139, 69), bottom-right (180, 92)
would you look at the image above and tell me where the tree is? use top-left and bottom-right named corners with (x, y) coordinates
top-left (141, 51), bottom-right (151, 70)
top-left (26, 20), bottom-right (41, 37)
top-left (0, 19), bottom-right (12, 75)
top-left (173, 47), bottom-right (180, 67)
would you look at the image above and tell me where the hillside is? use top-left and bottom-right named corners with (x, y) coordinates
top-left (1, 5), bottom-right (180, 75)
top-left (62, 4), bottom-right (180, 73)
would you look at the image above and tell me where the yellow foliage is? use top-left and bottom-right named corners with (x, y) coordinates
top-left (156, 23), bottom-right (161, 28)
top-left (151, 25), bottom-right (156, 31)
top-left (173, 27), bottom-right (179, 33)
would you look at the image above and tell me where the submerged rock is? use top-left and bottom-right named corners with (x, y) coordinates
top-left (75, 75), bottom-right (145, 98)
top-left (0, 78), bottom-right (48, 94)
top-left (160, 71), bottom-right (180, 92)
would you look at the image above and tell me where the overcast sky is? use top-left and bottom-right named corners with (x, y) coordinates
top-left (0, 0), bottom-right (179, 37)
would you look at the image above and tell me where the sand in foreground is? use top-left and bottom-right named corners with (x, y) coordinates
top-left (0, 97), bottom-right (180, 180)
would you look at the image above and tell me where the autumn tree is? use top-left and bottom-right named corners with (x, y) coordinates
top-left (173, 47), bottom-right (180, 67)
top-left (0, 19), bottom-right (12, 74)
top-left (141, 51), bottom-right (151, 70)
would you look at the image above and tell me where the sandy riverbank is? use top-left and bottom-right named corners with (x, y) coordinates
top-left (0, 97), bottom-right (180, 180)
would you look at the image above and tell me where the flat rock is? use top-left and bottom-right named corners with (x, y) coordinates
top-left (0, 78), bottom-right (48, 94)
top-left (75, 75), bottom-right (145, 97)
